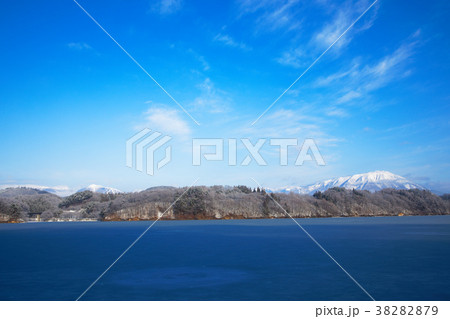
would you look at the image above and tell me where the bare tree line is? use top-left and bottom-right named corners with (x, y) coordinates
top-left (0, 186), bottom-right (449, 223)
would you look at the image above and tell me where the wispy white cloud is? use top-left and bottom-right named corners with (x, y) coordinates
top-left (255, 31), bottom-right (419, 151)
top-left (238, 107), bottom-right (334, 143)
top-left (361, 42), bottom-right (415, 91)
top-left (336, 90), bottom-right (362, 104)
top-left (214, 33), bottom-right (250, 50)
top-left (67, 42), bottom-right (92, 51)
top-left (313, 0), bottom-right (378, 51)
top-left (237, 0), bottom-right (302, 32)
top-left (275, 48), bottom-right (305, 68)
top-left (276, 0), bottom-right (378, 68)
top-left (197, 55), bottom-right (210, 71)
top-left (139, 103), bottom-right (192, 139)
top-left (190, 78), bottom-right (232, 113)
top-left (151, 0), bottom-right (183, 15)
top-left (315, 32), bottom-right (420, 106)
top-left (228, 107), bottom-right (341, 169)
top-left (314, 60), bottom-right (361, 86)
top-left (187, 49), bottom-right (210, 71)
top-left (325, 106), bottom-right (349, 118)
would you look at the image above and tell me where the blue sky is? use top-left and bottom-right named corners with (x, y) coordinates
top-left (0, 0), bottom-right (449, 193)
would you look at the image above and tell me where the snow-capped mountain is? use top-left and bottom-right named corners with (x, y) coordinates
top-left (271, 171), bottom-right (425, 195)
top-left (0, 184), bottom-right (73, 197)
top-left (77, 184), bottom-right (122, 194)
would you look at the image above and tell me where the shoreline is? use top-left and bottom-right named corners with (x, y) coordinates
top-left (3, 213), bottom-right (450, 224)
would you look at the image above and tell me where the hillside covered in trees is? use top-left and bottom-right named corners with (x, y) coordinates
top-left (0, 186), bottom-right (449, 223)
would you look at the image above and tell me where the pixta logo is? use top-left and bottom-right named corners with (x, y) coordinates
top-left (192, 138), bottom-right (325, 166)
top-left (126, 129), bottom-right (325, 176)
top-left (126, 128), bottom-right (172, 176)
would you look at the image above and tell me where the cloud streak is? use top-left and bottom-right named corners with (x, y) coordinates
top-left (237, 0), bottom-right (302, 32)
top-left (214, 33), bottom-right (250, 50)
top-left (187, 49), bottom-right (210, 71)
top-left (313, 0), bottom-right (378, 51)
top-left (190, 78), bottom-right (233, 114)
top-left (67, 42), bottom-right (92, 51)
top-left (151, 0), bottom-right (183, 15)
top-left (276, 0), bottom-right (379, 68)
top-left (321, 35), bottom-right (419, 106)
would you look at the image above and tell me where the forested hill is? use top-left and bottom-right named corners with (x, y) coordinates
top-left (0, 186), bottom-right (449, 223)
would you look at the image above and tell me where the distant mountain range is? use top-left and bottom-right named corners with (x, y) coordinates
top-left (0, 184), bottom-right (73, 197)
top-left (0, 184), bottom-right (122, 197)
top-left (270, 171), bottom-right (425, 195)
top-left (0, 171), bottom-right (427, 198)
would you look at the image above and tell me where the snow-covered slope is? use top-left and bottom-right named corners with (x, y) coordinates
top-left (0, 184), bottom-right (73, 197)
top-left (77, 184), bottom-right (122, 194)
top-left (271, 171), bottom-right (425, 195)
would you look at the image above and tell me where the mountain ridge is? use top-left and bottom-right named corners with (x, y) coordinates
top-left (0, 184), bottom-right (73, 197)
top-left (0, 171), bottom-right (428, 198)
top-left (270, 171), bottom-right (425, 195)
top-left (77, 184), bottom-right (122, 195)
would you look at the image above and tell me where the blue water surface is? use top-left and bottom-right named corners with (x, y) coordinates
top-left (0, 216), bottom-right (449, 301)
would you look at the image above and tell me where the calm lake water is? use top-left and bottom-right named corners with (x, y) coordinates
top-left (0, 216), bottom-right (449, 301)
